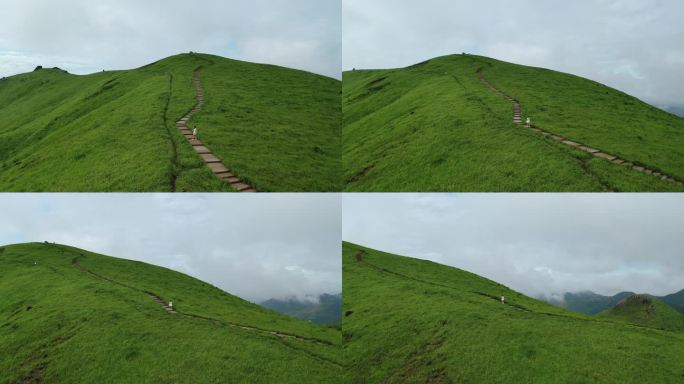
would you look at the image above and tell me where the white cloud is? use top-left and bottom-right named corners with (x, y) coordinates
top-left (343, 0), bottom-right (684, 107)
top-left (0, 0), bottom-right (340, 78)
top-left (343, 193), bottom-right (684, 297)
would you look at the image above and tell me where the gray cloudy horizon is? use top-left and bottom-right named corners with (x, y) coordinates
top-left (0, 194), bottom-right (341, 303)
top-left (0, 0), bottom-right (341, 79)
top-left (343, 194), bottom-right (684, 299)
top-left (343, 0), bottom-right (684, 110)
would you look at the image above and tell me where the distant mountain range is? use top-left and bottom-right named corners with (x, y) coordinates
top-left (260, 293), bottom-right (342, 325)
top-left (542, 289), bottom-right (684, 315)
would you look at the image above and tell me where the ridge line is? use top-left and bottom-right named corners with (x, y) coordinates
top-left (475, 67), bottom-right (684, 187)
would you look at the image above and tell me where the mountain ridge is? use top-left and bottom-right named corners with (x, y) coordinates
top-left (0, 52), bottom-right (340, 192)
top-left (542, 289), bottom-right (684, 315)
top-left (0, 242), bottom-right (341, 383)
top-left (342, 54), bottom-right (684, 191)
top-left (342, 241), bottom-right (684, 383)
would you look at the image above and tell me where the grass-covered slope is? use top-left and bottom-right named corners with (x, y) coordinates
top-left (0, 243), bottom-right (341, 383)
top-left (598, 294), bottom-right (684, 331)
top-left (0, 53), bottom-right (340, 192)
top-left (342, 55), bottom-right (684, 191)
top-left (342, 242), bottom-right (684, 383)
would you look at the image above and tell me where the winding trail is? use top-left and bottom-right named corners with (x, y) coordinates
top-left (475, 68), bottom-right (684, 187)
top-left (353, 251), bottom-right (675, 332)
top-left (176, 69), bottom-right (256, 192)
top-left (56, 244), bottom-right (335, 350)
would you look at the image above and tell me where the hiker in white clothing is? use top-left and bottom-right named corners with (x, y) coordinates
top-left (501, 296), bottom-right (505, 304)
top-left (526, 117), bottom-right (531, 126)
top-left (192, 126), bottom-right (198, 140)
top-left (169, 301), bottom-right (174, 310)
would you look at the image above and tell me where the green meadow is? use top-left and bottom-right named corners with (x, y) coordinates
top-left (0, 243), bottom-right (341, 383)
top-left (342, 242), bottom-right (684, 383)
top-left (0, 53), bottom-right (340, 192)
top-left (342, 55), bottom-right (684, 191)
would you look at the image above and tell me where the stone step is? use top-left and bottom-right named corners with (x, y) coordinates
top-left (594, 152), bottom-right (617, 161)
top-left (562, 140), bottom-right (581, 147)
top-left (231, 182), bottom-right (252, 191)
top-left (579, 146), bottom-right (600, 154)
top-left (226, 176), bottom-right (241, 183)
top-left (208, 163), bottom-right (230, 173)
top-left (193, 146), bottom-right (211, 154)
top-left (201, 153), bottom-right (221, 163)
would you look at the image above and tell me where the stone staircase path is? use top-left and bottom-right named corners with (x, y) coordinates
top-left (475, 68), bottom-right (684, 187)
top-left (176, 69), bottom-right (256, 192)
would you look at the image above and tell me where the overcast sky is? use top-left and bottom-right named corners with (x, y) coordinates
top-left (0, 0), bottom-right (340, 79)
top-left (343, 194), bottom-right (684, 299)
top-left (343, 0), bottom-right (684, 109)
top-left (0, 194), bottom-right (341, 303)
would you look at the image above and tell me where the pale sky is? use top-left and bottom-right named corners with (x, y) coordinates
top-left (343, 0), bottom-right (684, 110)
top-left (0, 0), bottom-right (341, 79)
top-left (0, 194), bottom-right (342, 303)
top-left (343, 193), bottom-right (684, 299)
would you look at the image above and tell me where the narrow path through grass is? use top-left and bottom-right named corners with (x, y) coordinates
top-left (57, 244), bottom-right (334, 348)
top-left (477, 67), bottom-right (684, 187)
top-left (355, 250), bottom-right (677, 333)
top-left (176, 68), bottom-right (256, 192)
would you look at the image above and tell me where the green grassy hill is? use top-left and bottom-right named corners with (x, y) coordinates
top-left (0, 53), bottom-right (340, 192)
top-left (598, 294), bottom-right (684, 331)
top-left (545, 291), bottom-right (635, 315)
top-left (342, 242), bottom-right (684, 383)
top-left (0, 243), bottom-right (341, 383)
top-left (544, 290), bottom-right (684, 316)
top-left (342, 55), bottom-right (684, 191)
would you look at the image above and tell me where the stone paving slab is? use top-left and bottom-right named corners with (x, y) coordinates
top-left (594, 152), bottom-right (617, 161)
top-left (201, 153), bottom-right (221, 163)
top-left (192, 146), bottom-right (211, 154)
top-left (231, 183), bottom-right (252, 191)
top-left (208, 162), bottom-right (230, 173)
top-left (579, 146), bottom-right (600, 153)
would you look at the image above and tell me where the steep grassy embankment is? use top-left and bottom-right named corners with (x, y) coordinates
top-left (0, 53), bottom-right (340, 192)
top-left (0, 243), bottom-right (341, 383)
top-left (342, 242), bottom-right (684, 383)
top-left (342, 55), bottom-right (684, 191)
